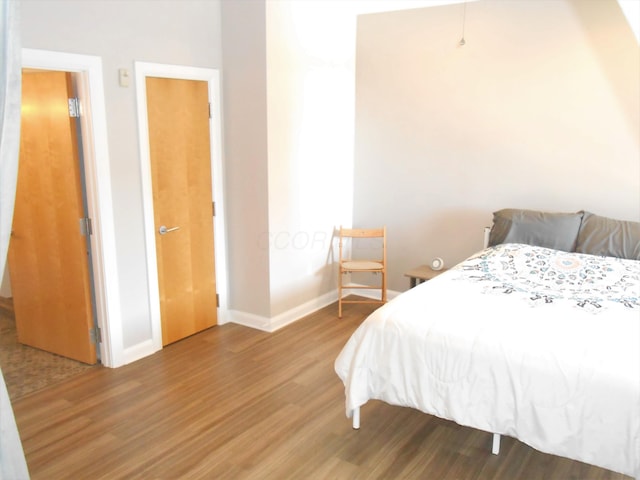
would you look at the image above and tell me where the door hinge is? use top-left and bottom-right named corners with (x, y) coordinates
top-left (90, 326), bottom-right (102, 344)
top-left (208, 102), bottom-right (212, 119)
top-left (79, 217), bottom-right (93, 236)
top-left (68, 97), bottom-right (80, 118)
top-left (212, 201), bottom-right (215, 217)
top-left (216, 293), bottom-right (219, 308)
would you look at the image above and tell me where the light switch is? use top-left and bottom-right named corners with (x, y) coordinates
top-left (118, 68), bottom-right (130, 87)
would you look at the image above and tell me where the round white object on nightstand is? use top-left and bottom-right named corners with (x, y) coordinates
top-left (431, 257), bottom-right (444, 271)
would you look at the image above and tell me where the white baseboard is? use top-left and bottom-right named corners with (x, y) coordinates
top-left (115, 288), bottom-right (403, 367)
top-left (226, 287), bottom-right (401, 333)
top-left (215, 307), bottom-right (231, 326)
top-left (225, 309), bottom-right (272, 332)
top-left (122, 339), bottom-right (159, 366)
top-left (269, 290), bottom-right (339, 331)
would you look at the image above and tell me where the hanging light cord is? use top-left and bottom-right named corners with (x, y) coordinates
top-left (459, 2), bottom-right (467, 46)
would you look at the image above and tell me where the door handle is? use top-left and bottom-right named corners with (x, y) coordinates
top-left (159, 225), bottom-right (180, 235)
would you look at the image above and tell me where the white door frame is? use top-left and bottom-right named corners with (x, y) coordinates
top-left (134, 62), bottom-right (229, 353)
top-left (21, 49), bottom-right (122, 367)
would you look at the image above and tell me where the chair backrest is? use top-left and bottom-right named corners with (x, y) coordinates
top-left (339, 227), bottom-right (386, 263)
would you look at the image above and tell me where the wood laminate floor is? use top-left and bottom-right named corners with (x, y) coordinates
top-left (11, 301), bottom-right (631, 479)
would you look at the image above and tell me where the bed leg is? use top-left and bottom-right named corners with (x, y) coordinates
top-left (352, 407), bottom-right (360, 430)
top-left (492, 433), bottom-right (501, 455)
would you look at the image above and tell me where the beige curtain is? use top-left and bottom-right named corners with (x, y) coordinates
top-left (0, 0), bottom-right (29, 478)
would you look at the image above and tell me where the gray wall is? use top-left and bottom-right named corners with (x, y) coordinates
top-left (21, 0), bottom-right (223, 348)
top-left (354, 0), bottom-right (639, 292)
top-left (220, 0), bottom-right (271, 317)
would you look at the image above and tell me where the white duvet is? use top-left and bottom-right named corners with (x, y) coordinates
top-left (335, 244), bottom-right (640, 478)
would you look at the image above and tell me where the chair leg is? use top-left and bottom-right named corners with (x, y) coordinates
top-left (338, 273), bottom-right (343, 318)
top-left (382, 272), bottom-right (387, 303)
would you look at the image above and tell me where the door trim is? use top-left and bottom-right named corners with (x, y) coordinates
top-left (21, 49), bottom-right (122, 367)
top-left (134, 62), bottom-right (229, 353)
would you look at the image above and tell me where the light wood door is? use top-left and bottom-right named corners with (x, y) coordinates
top-left (8, 70), bottom-right (96, 364)
top-left (146, 77), bottom-right (217, 346)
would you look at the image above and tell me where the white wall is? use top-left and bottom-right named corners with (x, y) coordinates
top-left (263, 0), bottom-right (462, 320)
top-left (222, 0), bottom-right (444, 326)
top-left (354, 0), bottom-right (640, 292)
top-left (265, 3), bottom-right (357, 316)
top-left (227, 0), bottom-right (637, 323)
top-left (220, 1), bottom-right (272, 319)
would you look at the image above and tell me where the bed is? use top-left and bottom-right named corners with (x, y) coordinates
top-left (335, 209), bottom-right (640, 478)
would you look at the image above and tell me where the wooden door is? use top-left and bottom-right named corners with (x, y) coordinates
top-left (8, 70), bottom-right (96, 364)
top-left (146, 77), bottom-right (217, 346)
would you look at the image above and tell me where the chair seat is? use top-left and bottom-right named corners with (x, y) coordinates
top-left (338, 226), bottom-right (387, 318)
top-left (342, 260), bottom-right (384, 271)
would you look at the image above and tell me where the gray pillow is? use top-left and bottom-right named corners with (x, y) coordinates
top-left (575, 211), bottom-right (640, 260)
top-left (489, 209), bottom-right (583, 252)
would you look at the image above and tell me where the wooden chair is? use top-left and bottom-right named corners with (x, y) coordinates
top-left (338, 226), bottom-right (387, 318)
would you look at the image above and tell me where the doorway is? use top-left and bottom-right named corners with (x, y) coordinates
top-left (135, 62), bottom-right (228, 351)
top-left (146, 77), bottom-right (218, 345)
top-left (18, 48), bottom-right (121, 367)
top-left (8, 69), bottom-right (97, 364)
